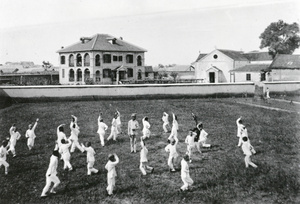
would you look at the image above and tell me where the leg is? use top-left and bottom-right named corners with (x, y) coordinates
top-left (168, 156), bottom-right (175, 171)
top-left (0, 161), bottom-right (9, 174)
top-left (74, 140), bottom-right (84, 152)
top-left (130, 136), bottom-right (134, 152)
top-left (247, 155), bottom-right (258, 168)
top-left (41, 176), bottom-right (52, 197)
top-left (70, 142), bottom-right (76, 153)
top-left (133, 136), bottom-right (136, 153)
top-left (238, 136), bottom-right (242, 147)
top-left (181, 176), bottom-right (189, 191)
top-left (163, 123), bottom-right (168, 133)
top-left (50, 176), bottom-right (60, 193)
top-left (99, 133), bottom-right (105, 147)
top-left (196, 142), bottom-right (202, 153)
top-left (140, 162), bottom-right (147, 175)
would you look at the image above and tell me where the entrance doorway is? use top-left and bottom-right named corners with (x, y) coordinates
top-left (209, 72), bottom-right (215, 83)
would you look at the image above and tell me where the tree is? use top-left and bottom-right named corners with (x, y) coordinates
top-left (259, 20), bottom-right (300, 58)
top-left (170, 72), bottom-right (178, 81)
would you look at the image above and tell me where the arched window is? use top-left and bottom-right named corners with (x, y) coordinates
top-left (77, 69), bottom-right (82, 81)
top-left (84, 68), bottom-right (90, 81)
top-left (138, 69), bottom-right (142, 80)
top-left (69, 69), bottom-right (74, 81)
top-left (69, 55), bottom-right (74, 67)
top-left (95, 70), bottom-right (101, 82)
top-left (84, 53), bottom-right (90, 66)
top-left (137, 56), bottom-right (142, 66)
top-left (60, 56), bottom-right (65, 65)
top-left (127, 68), bottom-right (133, 78)
top-left (95, 55), bottom-right (101, 66)
top-left (76, 54), bottom-right (82, 67)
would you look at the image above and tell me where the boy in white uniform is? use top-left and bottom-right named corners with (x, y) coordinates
top-left (57, 124), bottom-right (67, 149)
top-left (185, 130), bottom-right (197, 162)
top-left (162, 112), bottom-right (170, 133)
top-left (59, 139), bottom-right (73, 171)
top-left (165, 138), bottom-right (178, 172)
top-left (241, 137), bottom-right (258, 168)
top-left (41, 144), bottom-right (60, 197)
top-left (81, 142), bottom-right (98, 175)
top-left (107, 114), bottom-right (118, 141)
top-left (236, 117), bottom-right (245, 147)
top-left (69, 115), bottom-right (84, 153)
top-left (241, 127), bottom-right (256, 154)
top-left (168, 114), bottom-right (179, 143)
top-left (105, 153), bottom-right (119, 196)
top-left (9, 124), bottom-right (16, 137)
top-left (180, 154), bottom-right (193, 191)
top-left (116, 110), bottom-right (122, 135)
top-left (97, 113), bottom-right (108, 147)
top-left (25, 118), bottom-right (39, 150)
top-left (8, 127), bottom-right (21, 157)
top-left (140, 138), bottom-right (154, 175)
top-left (128, 113), bottom-right (139, 153)
top-left (0, 140), bottom-right (9, 175)
top-left (197, 123), bottom-right (211, 150)
top-left (142, 117), bottom-right (151, 140)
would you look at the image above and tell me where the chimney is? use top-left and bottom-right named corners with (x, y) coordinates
top-left (120, 37), bottom-right (123, 40)
top-left (61, 46), bottom-right (64, 49)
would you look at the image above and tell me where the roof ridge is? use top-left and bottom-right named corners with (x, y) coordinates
top-left (91, 34), bottom-right (99, 50)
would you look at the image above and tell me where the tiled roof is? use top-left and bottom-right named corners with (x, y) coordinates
top-left (243, 52), bottom-right (273, 61)
top-left (58, 34), bottom-right (147, 53)
top-left (144, 66), bottom-right (153, 73)
top-left (269, 54), bottom-right (300, 70)
top-left (230, 64), bottom-right (269, 72)
top-left (218, 49), bottom-right (249, 61)
top-left (194, 53), bottom-right (207, 62)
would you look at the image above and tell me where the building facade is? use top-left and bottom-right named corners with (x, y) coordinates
top-left (58, 34), bottom-right (147, 85)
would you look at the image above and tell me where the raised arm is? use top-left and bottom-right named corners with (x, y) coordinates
top-left (57, 124), bottom-right (65, 135)
top-left (71, 115), bottom-right (78, 124)
top-left (32, 118), bottom-right (39, 131)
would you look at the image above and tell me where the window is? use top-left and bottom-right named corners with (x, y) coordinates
top-left (137, 56), bottom-right (142, 66)
top-left (113, 56), bottom-right (118, 62)
top-left (103, 69), bottom-right (111, 78)
top-left (69, 55), bottom-right (74, 67)
top-left (84, 68), bottom-right (90, 80)
top-left (95, 55), bottom-right (101, 66)
top-left (113, 55), bottom-right (123, 62)
top-left (62, 69), bottom-right (65, 78)
top-left (119, 56), bottom-right (123, 62)
top-left (76, 54), bottom-right (82, 67)
top-left (127, 68), bottom-right (133, 78)
top-left (60, 56), bottom-right (65, 65)
top-left (138, 69), bottom-right (142, 80)
top-left (69, 69), bottom-right (74, 81)
top-left (95, 70), bottom-right (101, 82)
top-left (246, 73), bottom-right (251, 81)
top-left (103, 54), bottom-right (111, 63)
top-left (84, 53), bottom-right (90, 66)
top-left (77, 69), bottom-right (82, 81)
top-left (145, 72), bottom-right (149, 77)
top-left (126, 54), bottom-right (133, 63)
top-left (213, 54), bottom-right (218, 59)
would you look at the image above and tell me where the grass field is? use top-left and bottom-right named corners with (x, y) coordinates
top-left (0, 98), bottom-right (299, 204)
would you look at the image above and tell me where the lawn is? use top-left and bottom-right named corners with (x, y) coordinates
top-left (0, 98), bottom-right (299, 204)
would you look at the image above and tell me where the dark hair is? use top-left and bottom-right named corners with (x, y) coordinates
top-left (108, 154), bottom-right (115, 162)
top-left (52, 150), bottom-right (59, 157)
top-left (61, 139), bottom-right (66, 144)
top-left (144, 117), bottom-right (148, 121)
top-left (59, 126), bottom-right (64, 132)
top-left (73, 124), bottom-right (76, 128)
top-left (100, 119), bottom-right (104, 122)
top-left (86, 141), bottom-right (91, 147)
top-left (239, 120), bottom-right (243, 124)
top-left (175, 115), bottom-right (178, 121)
top-left (183, 154), bottom-right (189, 161)
top-left (242, 137), bottom-right (248, 142)
top-left (2, 140), bottom-right (8, 147)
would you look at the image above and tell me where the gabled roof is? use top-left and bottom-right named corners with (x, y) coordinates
top-left (230, 64), bottom-right (269, 72)
top-left (269, 54), bottom-right (300, 70)
top-left (218, 49), bottom-right (249, 61)
top-left (58, 34), bottom-right (147, 53)
top-left (194, 53), bottom-right (207, 62)
top-left (144, 66), bottom-right (153, 73)
top-left (206, 66), bottom-right (222, 72)
top-left (243, 52), bottom-right (273, 61)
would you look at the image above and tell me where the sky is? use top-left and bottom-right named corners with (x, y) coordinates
top-left (0, 0), bottom-right (299, 66)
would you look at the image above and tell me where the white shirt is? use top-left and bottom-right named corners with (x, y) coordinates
top-left (128, 119), bottom-right (139, 135)
top-left (111, 118), bottom-right (117, 128)
top-left (26, 122), bottom-right (38, 139)
top-left (70, 126), bottom-right (80, 141)
top-left (185, 134), bottom-right (196, 146)
top-left (105, 155), bottom-right (119, 178)
top-left (140, 141), bottom-right (148, 162)
top-left (57, 131), bottom-right (67, 146)
top-left (0, 145), bottom-right (8, 161)
top-left (10, 131), bottom-right (21, 146)
top-left (59, 142), bottom-right (71, 155)
top-left (162, 113), bottom-right (169, 123)
top-left (97, 121), bottom-right (108, 134)
top-left (199, 129), bottom-right (208, 142)
top-left (181, 159), bottom-right (189, 177)
top-left (82, 146), bottom-right (96, 162)
top-left (142, 119), bottom-right (151, 132)
top-left (46, 155), bottom-right (58, 176)
top-left (116, 111), bottom-right (121, 125)
top-left (236, 118), bottom-right (244, 137)
top-left (242, 141), bottom-right (252, 156)
top-left (165, 142), bottom-right (178, 157)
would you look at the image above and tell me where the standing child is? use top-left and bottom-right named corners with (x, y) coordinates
top-left (97, 113), bottom-right (108, 147)
top-left (25, 118), bottom-right (39, 150)
top-left (236, 117), bottom-right (245, 147)
top-left (128, 113), bottom-right (139, 153)
top-left (162, 112), bottom-right (170, 133)
top-left (69, 115), bottom-right (84, 153)
top-left (9, 124), bottom-right (16, 137)
top-left (165, 138), bottom-right (178, 172)
top-left (168, 113), bottom-right (179, 143)
top-left (41, 144), bottom-right (61, 197)
top-left (105, 153), bottom-right (119, 196)
top-left (0, 140), bottom-right (9, 175)
top-left (140, 138), bottom-right (154, 175)
top-left (59, 139), bottom-right (73, 171)
top-left (116, 110), bottom-right (122, 135)
top-left (180, 154), bottom-right (194, 192)
top-left (241, 127), bottom-right (256, 154)
top-left (197, 123), bottom-right (211, 150)
top-left (81, 142), bottom-right (98, 175)
top-left (241, 137), bottom-right (258, 168)
top-left (107, 113), bottom-right (118, 142)
top-left (142, 117), bottom-right (151, 140)
top-left (185, 130), bottom-right (197, 162)
top-left (8, 127), bottom-right (21, 157)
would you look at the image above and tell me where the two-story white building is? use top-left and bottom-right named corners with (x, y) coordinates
top-left (57, 34), bottom-right (147, 85)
